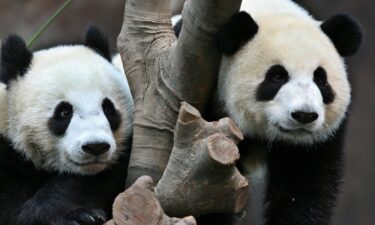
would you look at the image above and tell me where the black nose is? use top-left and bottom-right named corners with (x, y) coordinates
top-left (82, 143), bottom-right (110, 156)
top-left (291, 111), bottom-right (319, 124)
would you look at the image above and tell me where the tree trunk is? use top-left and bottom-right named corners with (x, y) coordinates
top-left (104, 176), bottom-right (197, 225)
top-left (115, 0), bottom-right (247, 222)
top-left (106, 103), bottom-right (248, 224)
top-left (171, 0), bottom-right (186, 15)
top-left (117, 0), bottom-right (242, 186)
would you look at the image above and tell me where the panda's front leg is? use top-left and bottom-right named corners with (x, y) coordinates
top-left (263, 126), bottom-right (345, 225)
top-left (56, 208), bottom-right (107, 225)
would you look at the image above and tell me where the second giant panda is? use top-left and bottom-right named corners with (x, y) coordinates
top-left (174, 0), bottom-right (363, 224)
top-left (0, 26), bottom-right (133, 225)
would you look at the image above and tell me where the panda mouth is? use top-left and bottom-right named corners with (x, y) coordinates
top-left (68, 158), bottom-right (109, 167)
top-left (276, 125), bottom-right (312, 134)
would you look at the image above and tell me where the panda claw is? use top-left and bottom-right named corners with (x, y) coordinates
top-left (61, 208), bottom-right (107, 225)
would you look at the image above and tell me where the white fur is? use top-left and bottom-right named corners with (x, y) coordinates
top-left (112, 54), bottom-right (125, 75)
top-left (171, 14), bottom-right (183, 26)
top-left (0, 83), bottom-right (7, 136)
top-left (241, 0), bottom-right (313, 20)
top-left (5, 46), bottom-right (133, 174)
top-left (218, 0), bottom-right (350, 145)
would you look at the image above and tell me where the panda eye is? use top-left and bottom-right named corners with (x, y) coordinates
top-left (48, 101), bottom-right (73, 136)
top-left (102, 98), bottom-right (116, 115)
top-left (102, 98), bottom-right (122, 131)
top-left (314, 67), bottom-right (328, 86)
top-left (60, 109), bottom-right (72, 118)
top-left (267, 65), bottom-right (289, 82)
top-left (271, 73), bottom-right (285, 82)
top-left (104, 106), bottom-right (114, 114)
top-left (54, 102), bottom-right (73, 120)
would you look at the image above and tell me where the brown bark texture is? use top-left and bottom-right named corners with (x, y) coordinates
top-left (107, 103), bottom-right (248, 223)
top-left (171, 0), bottom-right (186, 15)
top-left (155, 102), bottom-right (248, 217)
top-left (117, 0), bottom-right (242, 186)
top-left (104, 176), bottom-right (197, 225)
top-left (116, 0), bottom-right (248, 222)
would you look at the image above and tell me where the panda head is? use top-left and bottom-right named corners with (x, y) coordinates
top-left (0, 26), bottom-right (133, 174)
top-left (217, 12), bottom-right (363, 145)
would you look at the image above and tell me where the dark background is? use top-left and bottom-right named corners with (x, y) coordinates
top-left (0, 1), bottom-right (373, 224)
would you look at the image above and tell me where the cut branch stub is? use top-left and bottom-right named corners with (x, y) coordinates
top-left (155, 102), bottom-right (248, 217)
top-left (104, 176), bottom-right (197, 225)
top-left (117, 0), bottom-right (243, 186)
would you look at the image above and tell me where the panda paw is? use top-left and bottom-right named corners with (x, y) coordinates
top-left (60, 208), bottom-right (107, 225)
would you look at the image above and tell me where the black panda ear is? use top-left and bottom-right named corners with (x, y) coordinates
top-left (0, 35), bottom-right (33, 86)
top-left (85, 25), bottom-right (111, 62)
top-left (217, 11), bottom-right (259, 56)
top-left (321, 14), bottom-right (363, 57)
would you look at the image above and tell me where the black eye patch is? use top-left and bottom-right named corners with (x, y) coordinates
top-left (48, 102), bottom-right (73, 136)
top-left (313, 67), bottom-right (335, 104)
top-left (102, 98), bottom-right (121, 131)
top-left (256, 65), bottom-right (289, 101)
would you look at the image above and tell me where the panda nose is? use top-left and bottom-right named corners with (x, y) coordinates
top-left (291, 111), bottom-right (319, 124)
top-left (82, 142), bottom-right (110, 156)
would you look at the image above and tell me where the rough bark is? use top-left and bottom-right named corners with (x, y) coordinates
top-left (107, 103), bottom-right (248, 222)
top-left (104, 176), bottom-right (197, 225)
top-left (117, 0), bottom-right (242, 186)
top-left (155, 102), bottom-right (248, 217)
top-left (171, 0), bottom-right (186, 15)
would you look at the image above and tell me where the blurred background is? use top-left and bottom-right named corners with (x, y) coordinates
top-left (0, 0), bottom-right (373, 224)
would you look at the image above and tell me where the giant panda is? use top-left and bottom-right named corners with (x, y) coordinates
top-left (0, 26), bottom-right (133, 225)
top-left (173, 0), bottom-right (363, 224)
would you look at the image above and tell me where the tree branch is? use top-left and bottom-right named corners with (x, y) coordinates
top-left (104, 176), bottom-right (197, 225)
top-left (118, 0), bottom-right (242, 186)
top-left (107, 103), bottom-right (248, 222)
top-left (155, 102), bottom-right (248, 217)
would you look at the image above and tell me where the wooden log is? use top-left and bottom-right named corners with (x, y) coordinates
top-left (117, 0), bottom-right (243, 186)
top-left (104, 176), bottom-right (196, 225)
top-left (155, 102), bottom-right (248, 217)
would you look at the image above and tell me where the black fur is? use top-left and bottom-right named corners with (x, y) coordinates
top-left (263, 120), bottom-right (346, 225)
top-left (102, 98), bottom-right (122, 131)
top-left (313, 67), bottom-right (335, 104)
top-left (0, 134), bottom-right (131, 225)
top-left (0, 35), bottom-right (32, 86)
top-left (172, 12), bottom-right (259, 56)
top-left (216, 12), bottom-right (259, 56)
top-left (256, 65), bottom-right (289, 102)
top-left (173, 18), bottom-right (183, 38)
top-left (0, 26), bottom-right (128, 225)
top-left (48, 101), bottom-right (74, 136)
top-left (321, 14), bottom-right (363, 57)
top-left (85, 25), bottom-right (111, 62)
top-left (198, 111), bottom-right (346, 225)
top-left (197, 213), bottom-right (245, 225)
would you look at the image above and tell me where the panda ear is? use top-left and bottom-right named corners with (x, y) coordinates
top-left (0, 35), bottom-right (33, 86)
top-left (217, 11), bottom-right (259, 56)
top-left (85, 25), bottom-right (111, 62)
top-left (321, 14), bottom-right (363, 57)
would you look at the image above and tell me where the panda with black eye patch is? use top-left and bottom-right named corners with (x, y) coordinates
top-left (174, 0), bottom-right (363, 224)
top-left (0, 26), bottom-right (133, 225)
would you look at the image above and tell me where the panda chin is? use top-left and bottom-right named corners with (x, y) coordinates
top-left (268, 124), bottom-right (320, 145)
top-left (67, 158), bottom-right (110, 175)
